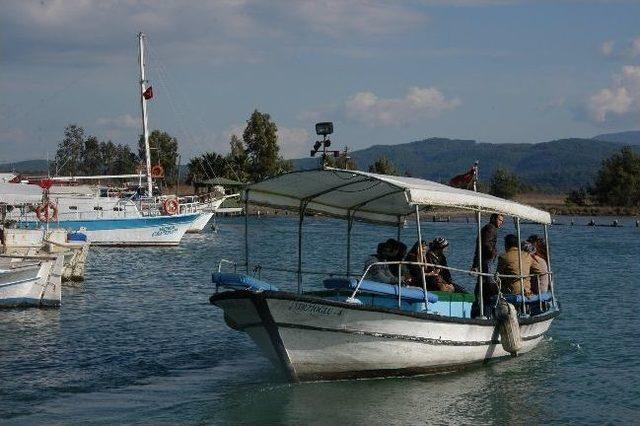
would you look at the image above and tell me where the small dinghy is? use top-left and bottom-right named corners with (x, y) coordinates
top-left (0, 253), bottom-right (64, 307)
top-left (209, 168), bottom-right (559, 382)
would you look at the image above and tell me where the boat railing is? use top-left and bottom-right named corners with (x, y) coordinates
top-left (356, 260), bottom-right (554, 314)
top-left (217, 259), bottom-right (238, 273)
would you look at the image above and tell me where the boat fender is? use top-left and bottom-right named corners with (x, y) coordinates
top-left (494, 297), bottom-right (523, 356)
top-left (36, 202), bottom-right (58, 223)
top-left (163, 198), bottom-right (179, 215)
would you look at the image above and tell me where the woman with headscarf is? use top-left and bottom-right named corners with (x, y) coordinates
top-left (527, 235), bottom-right (550, 294)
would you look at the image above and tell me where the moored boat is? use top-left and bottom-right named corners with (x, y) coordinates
top-left (2, 227), bottom-right (90, 281)
top-left (0, 253), bottom-right (64, 307)
top-left (209, 167), bottom-right (560, 382)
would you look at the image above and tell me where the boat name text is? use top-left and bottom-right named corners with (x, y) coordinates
top-left (152, 225), bottom-right (178, 237)
top-left (289, 302), bottom-right (343, 316)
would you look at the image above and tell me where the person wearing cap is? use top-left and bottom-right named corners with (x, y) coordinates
top-left (496, 234), bottom-right (532, 297)
top-left (424, 237), bottom-right (456, 292)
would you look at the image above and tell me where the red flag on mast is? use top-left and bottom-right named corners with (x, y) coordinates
top-left (142, 86), bottom-right (153, 100)
top-left (449, 166), bottom-right (476, 189)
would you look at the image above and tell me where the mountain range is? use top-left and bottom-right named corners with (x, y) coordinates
top-left (293, 131), bottom-right (640, 191)
top-left (2, 131), bottom-right (638, 192)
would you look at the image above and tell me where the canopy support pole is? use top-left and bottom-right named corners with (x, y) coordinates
top-left (415, 205), bottom-right (428, 311)
top-left (297, 200), bottom-right (307, 294)
top-left (544, 224), bottom-right (556, 309)
top-left (244, 190), bottom-right (250, 273)
top-left (516, 217), bottom-right (526, 314)
top-left (346, 211), bottom-right (353, 278)
top-left (476, 210), bottom-right (485, 318)
top-left (397, 217), bottom-right (402, 242)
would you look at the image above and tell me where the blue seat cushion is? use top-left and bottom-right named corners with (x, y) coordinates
top-left (212, 272), bottom-right (278, 291)
top-left (324, 277), bottom-right (438, 304)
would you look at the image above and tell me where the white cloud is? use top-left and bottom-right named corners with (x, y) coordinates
top-left (585, 65), bottom-right (640, 124)
top-left (96, 114), bottom-right (139, 129)
top-left (285, 1), bottom-right (427, 38)
top-left (344, 86), bottom-right (461, 127)
top-left (599, 36), bottom-right (640, 60)
top-left (600, 40), bottom-right (614, 57)
top-left (1, 1), bottom-right (430, 66)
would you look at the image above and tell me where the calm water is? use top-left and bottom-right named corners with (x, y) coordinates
top-left (1, 216), bottom-right (639, 425)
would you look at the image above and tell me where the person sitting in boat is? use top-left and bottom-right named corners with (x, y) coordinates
top-left (404, 240), bottom-right (439, 287)
top-left (387, 238), bottom-right (408, 281)
top-left (424, 237), bottom-right (455, 292)
top-left (425, 237), bottom-right (470, 293)
top-left (363, 240), bottom-right (399, 284)
top-left (527, 235), bottom-right (550, 294)
top-left (496, 234), bottom-right (532, 297)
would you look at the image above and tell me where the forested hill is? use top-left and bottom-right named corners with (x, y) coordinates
top-left (293, 138), bottom-right (637, 191)
top-left (593, 130), bottom-right (640, 145)
top-left (0, 160), bottom-right (50, 174)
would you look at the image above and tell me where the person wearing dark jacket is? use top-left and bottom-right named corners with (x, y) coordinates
top-left (471, 213), bottom-right (504, 316)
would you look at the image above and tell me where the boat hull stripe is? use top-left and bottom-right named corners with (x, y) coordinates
top-left (237, 322), bottom-right (547, 346)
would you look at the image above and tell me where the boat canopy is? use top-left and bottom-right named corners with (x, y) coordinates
top-left (246, 168), bottom-right (551, 225)
top-left (0, 182), bottom-right (43, 205)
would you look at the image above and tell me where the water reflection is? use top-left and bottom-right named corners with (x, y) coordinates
top-left (216, 339), bottom-right (558, 425)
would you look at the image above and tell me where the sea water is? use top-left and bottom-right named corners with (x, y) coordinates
top-left (1, 216), bottom-right (638, 424)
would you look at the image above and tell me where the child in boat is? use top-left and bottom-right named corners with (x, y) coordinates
top-left (527, 235), bottom-right (550, 294)
top-left (496, 234), bottom-right (532, 296)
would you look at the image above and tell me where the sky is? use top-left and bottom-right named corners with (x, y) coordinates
top-left (1, 0), bottom-right (640, 163)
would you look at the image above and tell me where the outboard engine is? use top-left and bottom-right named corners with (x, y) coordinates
top-left (494, 297), bottom-right (523, 355)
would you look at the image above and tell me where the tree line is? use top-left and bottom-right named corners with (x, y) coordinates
top-left (54, 114), bottom-right (639, 208)
top-left (186, 110), bottom-right (292, 184)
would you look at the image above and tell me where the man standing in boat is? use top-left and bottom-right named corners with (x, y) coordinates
top-left (471, 213), bottom-right (504, 316)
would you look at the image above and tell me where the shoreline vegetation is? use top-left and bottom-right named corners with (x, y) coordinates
top-left (4, 120), bottom-right (638, 217)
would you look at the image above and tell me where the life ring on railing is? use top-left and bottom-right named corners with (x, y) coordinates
top-left (36, 201), bottom-right (58, 222)
top-left (151, 164), bottom-right (164, 178)
top-left (163, 198), bottom-right (179, 215)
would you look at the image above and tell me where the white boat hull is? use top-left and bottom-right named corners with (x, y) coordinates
top-left (21, 214), bottom-right (197, 246)
top-left (211, 291), bottom-right (559, 381)
top-left (3, 228), bottom-right (90, 281)
top-left (0, 255), bottom-right (64, 307)
top-left (186, 212), bottom-right (214, 233)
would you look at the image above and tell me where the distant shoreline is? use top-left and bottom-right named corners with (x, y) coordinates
top-left (515, 192), bottom-right (639, 217)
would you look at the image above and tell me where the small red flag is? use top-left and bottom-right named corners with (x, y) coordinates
top-left (142, 86), bottom-right (153, 100)
top-left (449, 167), bottom-right (475, 189)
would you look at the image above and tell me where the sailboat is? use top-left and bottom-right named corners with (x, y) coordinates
top-left (4, 33), bottom-right (199, 246)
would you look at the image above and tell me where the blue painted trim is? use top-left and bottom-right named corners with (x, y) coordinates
top-left (21, 213), bottom-right (198, 231)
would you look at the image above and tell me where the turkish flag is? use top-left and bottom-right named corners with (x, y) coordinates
top-left (449, 167), bottom-right (475, 189)
top-left (142, 86), bottom-right (153, 100)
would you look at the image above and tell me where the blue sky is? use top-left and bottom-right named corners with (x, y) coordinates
top-left (1, 0), bottom-right (639, 162)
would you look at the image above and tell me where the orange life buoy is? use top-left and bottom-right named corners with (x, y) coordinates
top-left (36, 201), bottom-right (58, 222)
top-left (151, 164), bottom-right (164, 178)
top-left (163, 198), bottom-right (179, 215)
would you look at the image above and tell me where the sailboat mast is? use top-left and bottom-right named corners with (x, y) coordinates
top-left (138, 32), bottom-right (153, 196)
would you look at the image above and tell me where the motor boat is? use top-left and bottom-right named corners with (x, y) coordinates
top-left (209, 168), bottom-right (559, 382)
